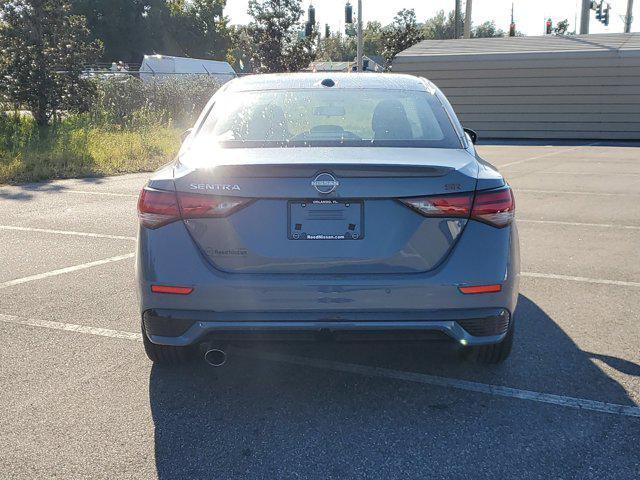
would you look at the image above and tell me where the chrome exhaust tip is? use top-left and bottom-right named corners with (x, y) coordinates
top-left (204, 348), bottom-right (227, 367)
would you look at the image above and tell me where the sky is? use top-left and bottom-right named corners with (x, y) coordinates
top-left (225, 0), bottom-right (639, 37)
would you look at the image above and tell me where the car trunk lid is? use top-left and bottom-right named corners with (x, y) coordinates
top-left (173, 147), bottom-right (478, 274)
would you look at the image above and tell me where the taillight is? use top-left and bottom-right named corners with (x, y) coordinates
top-left (399, 192), bottom-right (473, 218)
top-left (399, 186), bottom-right (515, 228)
top-left (471, 187), bottom-right (515, 228)
top-left (177, 192), bottom-right (250, 220)
top-left (137, 188), bottom-right (180, 229)
top-left (137, 187), bottom-right (251, 229)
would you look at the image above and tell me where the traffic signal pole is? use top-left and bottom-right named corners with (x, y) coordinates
top-left (625, 0), bottom-right (634, 33)
top-left (454, 0), bottom-right (462, 38)
top-left (580, 0), bottom-right (590, 34)
top-left (357, 0), bottom-right (363, 72)
top-left (464, 0), bottom-right (472, 39)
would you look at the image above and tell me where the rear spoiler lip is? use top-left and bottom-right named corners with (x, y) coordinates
top-left (180, 163), bottom-right (456, 178)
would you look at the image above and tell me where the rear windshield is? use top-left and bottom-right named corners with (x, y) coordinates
top-left (196, 88), bottom-right (462, 149)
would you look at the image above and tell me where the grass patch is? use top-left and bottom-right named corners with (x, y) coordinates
top-left (0, 114), bottom-right (182, 184)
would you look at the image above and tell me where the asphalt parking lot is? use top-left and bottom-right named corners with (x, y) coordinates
top-left (1, 142), bottom-right (639, 479)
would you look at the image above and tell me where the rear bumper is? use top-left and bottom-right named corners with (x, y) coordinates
top-left (143, 307), bottom-right (511, 347)
top-left (137, 219), bottom-right (520, 347)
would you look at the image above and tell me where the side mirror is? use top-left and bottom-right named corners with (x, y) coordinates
top-left (463, 127), bottom-right (478, 144)
top-left (181, 128), bottom-right (193, 142)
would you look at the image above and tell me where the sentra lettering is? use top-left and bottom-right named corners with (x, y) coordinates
top-left (189, 183), bottom-right (241, 191)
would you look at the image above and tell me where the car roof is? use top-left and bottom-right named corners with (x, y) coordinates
top-left (223, 72), bottom-right (430, 93)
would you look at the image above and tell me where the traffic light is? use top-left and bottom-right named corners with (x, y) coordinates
top-left (545, 19), bottom-right (552, 34)
top-left (308, 4), bottom-right (315, 25)
top-left (595, 2), bottom-right (603, 21)
top-left (602, 4), bottom-right (610, 25)
top-left (345, 2), bottom-right (353, 24)
top-left (593, 2), bottom-right (610, 26)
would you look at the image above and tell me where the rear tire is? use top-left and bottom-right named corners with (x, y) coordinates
top-left (141, 321), bottom-right (192, 364)
top-left (467, 318), bottom-right (514, 364)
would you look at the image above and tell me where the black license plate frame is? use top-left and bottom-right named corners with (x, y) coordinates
top-left (287, 199), bottom-right (364, 240)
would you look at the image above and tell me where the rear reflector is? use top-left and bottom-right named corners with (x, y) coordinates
top-left (137, 187), bottom-right (251, 229)
top-left (151, 285), bottom-right (194, 295)
top-left (458, 284), bottom-right (502, 294)
top-left (399, 186), bottom-right (515, 228)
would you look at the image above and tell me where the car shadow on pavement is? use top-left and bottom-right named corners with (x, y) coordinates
top-left (148, 294), bottom-right (638, 479)
top-left (0, 176), bottom-right (108, 201)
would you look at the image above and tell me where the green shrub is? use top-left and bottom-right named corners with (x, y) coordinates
top-left (0, 113), bottom-right (181, 184)
top-left (89, 75), bottom-right (222, 129)
top-left (0, 75), bottom-right (223, 183)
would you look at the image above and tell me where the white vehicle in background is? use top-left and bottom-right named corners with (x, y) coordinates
top-left (139, 54), bottom-right (236, 84)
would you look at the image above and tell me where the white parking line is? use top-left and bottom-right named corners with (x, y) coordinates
top-left (0, 253), bottom-right (135, 290)
top-left (516, 188), bottom-right (640, 197)
top-left (64, 190), bottom-right (137, 198)
top-left (536, 171), bottom-right (640, 176)
top-left (518, 219), bottom-right (640, 230)
top-left (239, 350), bottom-right (640, 419)
top-left (0, 313), bottom-right (142, 342)
top-left (499, 143), bottom-right (599, 168)
top-left (1, 312), bottom-right (639, 418)
top-left (0, 225), bottom-right (136, 241)
top-left (522, 272), bottom-right (640, 288)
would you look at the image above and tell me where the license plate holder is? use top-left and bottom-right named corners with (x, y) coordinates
top-left (288, 200), bottom-right (364, 240)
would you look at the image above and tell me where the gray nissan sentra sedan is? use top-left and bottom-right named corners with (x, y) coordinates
top-left (136, 73), bottom-right (519, 366)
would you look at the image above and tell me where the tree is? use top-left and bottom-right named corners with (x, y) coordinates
top-left (316, 22), bottom-right (382, 62)
top-left (71, 0), bottom-right (230, 64)
top-left (553, 19), bottom-right (571, 35)
top-left (381, 9), bottom-right (424, 66)
top-left (423, 10), bottom-right (457, 40)
top-left (316, 33), bottom-right (354, 62)
top-left (159, 0), bottom-right (230, 60)
top-left (70, 0), bottom-right (150, 64)
top-left (246, 0), bottom-right (316, 73)
top-left (0, 0), bottom-right (102, 126)
top-left (363, 21), bottom-right (384, 58)
top-left (472, 21), bottom-right (505, 38)
top-left (423, 12), bottom-right (507, 40)
top-left (227, 25), bottom-right (256, 73)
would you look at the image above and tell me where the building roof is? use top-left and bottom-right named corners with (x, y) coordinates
top-left (395, 32), bottom-right (640, 61)
top-left (225, 72), bottom-right (426, 92)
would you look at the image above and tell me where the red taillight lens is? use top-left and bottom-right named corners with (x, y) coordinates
top-left (471, 187), bottom-right (515, 228)
top-left (399, 192), bottom-right (473, 218)
top-left (177, 192), bottom-right (251, 220)
top-left (399, 186), bottom-right (515, 228)
top-left (137, 188), bottom-right (180, 229)
top-left (138, 188), bottom-right (251, 229)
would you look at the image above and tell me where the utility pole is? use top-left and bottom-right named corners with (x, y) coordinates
top-left (464, 0), bottom-right (472, 39)
top-left (580, 0), bottom-right (590, 34)
top-left (454, 0), bottom-right (462, 38)
top-left (357, 0), bottom-right (363, 72)
top-left (509, 3), bottom-right (516, 37)
top-left (625, 0), bottom-right (634, 33)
